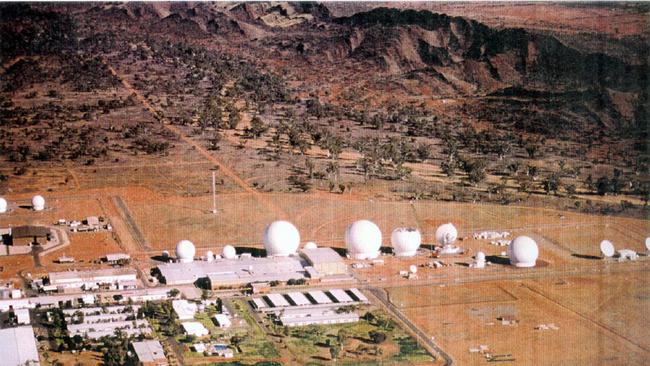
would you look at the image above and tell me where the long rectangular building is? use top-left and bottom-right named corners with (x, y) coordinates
top-left (48, 268), bottom-right (137, 293)
top-left (280, 308), bottom-right (359, 327)
top-left (308, 290), bottom-right (333, 304)
top-left (157, 256), bottom-right (309, 287)
top-left (0, 326), bottom-right (40, 366)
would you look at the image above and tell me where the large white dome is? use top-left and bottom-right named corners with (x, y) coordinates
top-left (345, 220), bottom-right (382, 260)
top-left (222, 245), bottom-right (237, 259)
top-left (176, 240), bottom-right (196, 263)
top-left (435, 223), bottom-right (458, 245)
top-left (508, 236), bottom-right (539, 267)
top-left (0, 198), bottom-right (7, 213)
top-left (263, 220), bottom-right (300, 257)
top-left (391, 227), bottom-right (421, 257)
top-left (32, 195), bottom-right (45, 211)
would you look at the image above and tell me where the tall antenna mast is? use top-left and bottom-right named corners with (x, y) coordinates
top-left (211, 170), bottom-right (217, 214)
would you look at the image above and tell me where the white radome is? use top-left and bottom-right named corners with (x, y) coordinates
top-left (345, 220), bottom-right (382, 260)
top-left (263, 220), bottom-right (300, 257)
top-left (206, 250), bottom-right (214, 262)
top-left (476, 251), bottom-right (486, 262)
top-left (0, 198), bottom-right (7, 213)
top-left (161, 250), bottom-right (170, 258)
top-left (435, 223), bottom-right (458, 245)
top-left (409, 264), bottom-right (418, 274)
top-left (508, 236), bottom-right (539, 267)
top-left (222, 245), bottom-right (237, 259)
top-left (175, 240), bottom-right (196, 263)
top-left (391, 227), bottom-right (421, 257)
top-left (32, 195), bottom-right (45, 211)
top-left (303, 241), bottom-right (318, 250)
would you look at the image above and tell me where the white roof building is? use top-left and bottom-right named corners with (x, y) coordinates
top-left (280, 308), bottom-right (359, 327)
top-left (0, 326), bottom-right (40, 366)
top-left (172, 300), bottom-right (198, 320)
top-left (329, 289), bottom-right (354, 303)
top-left (287, 292), bottom-right (311, 306)
top-left (307, 290), bottom-right (332, 304)
top-left (182, 322), bottom-right (209, 337)
top-left (265, 293), bottom-right (290, 308)
top-left (159, 255), bottom-right (308, 287)
top-left (132, 340), bottom-right (167, 366)
top-left (15, 308), bottom-right (30, 324)
top-left (214, 314), bottom-right (231, 328)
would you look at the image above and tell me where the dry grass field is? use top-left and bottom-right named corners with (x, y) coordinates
top-left (387, 274), bottom-right (650, 365)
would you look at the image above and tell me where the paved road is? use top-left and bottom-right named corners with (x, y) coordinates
top-left (366, 286), bottom-right (454, 366)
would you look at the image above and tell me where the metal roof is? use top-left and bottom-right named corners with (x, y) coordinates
top-left (287, 292), bottom-right (311, 306)
top-left (0, 326), bottom-right (40, 366)
top-left (349, 288), bottom-right (368, 302)
top-left (265, 293), bottom-right (290, 307)
top-left (307, 290), bottom-right (332, 304)
top-left (301, 247), bottom-right (344, 265)
top-left (132, 340), bottom-right (166, 363)
top-left (329, 289), bottom-right (354, 303)
top-left (159, 255), bottom-right (307, 285)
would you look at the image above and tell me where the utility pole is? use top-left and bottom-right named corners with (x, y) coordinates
top-left (211, 170), bottom-right (218, 214)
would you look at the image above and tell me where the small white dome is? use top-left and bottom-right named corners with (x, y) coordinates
top-left (206, 250), bottom-right (214, 262)
top-left (303, 241), bottom-right (318, 250)
top-left (0, 198), bottom-right (7, 213)
top-left (476, 251), bottom-right (486, 262)
top-left (409, 264), bottom-right (418, 274)
top-left (435, 223), bottom-right (457, 245)
top-left (175, 240), bottom-right (196, 263)
top-left (391, 227), bottom-right (421, 257)
top-left (263, 221), bottom-right (300, 257)
top-left (32, 195), bottom-right (45, 211)
top-left (222, 245), bottom-right (237, 259)
top-left (345, 220), bottom-right (382, 260)
top-left (161, 250), bottom-right (170, 258)
top-left (508, 236), bottom-right (539, 267)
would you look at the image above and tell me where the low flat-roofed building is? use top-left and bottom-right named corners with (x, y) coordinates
top-left (48, 268), bottom-right (137, 292)
top-left (251, 298), bottom-right (267, 310)
top-left (307, 290), bottom-right (332, 304)
top-left (300, 247), bottom-right (347, 276)
top-left (280, 308), bottom-right (359, 327)
top-left (172, 300), bottom-right (197, 320)
top-left (251, 282), bottom-right (270, 294)
top-left (0, 326), bottom-right (40, 366)
top-left (287, 292), bottom-right (311, 306)
top-left (9, 225), bottom-right (50, 246)
top-left (158, 255), bottom-right (308, 288)
top-left (86, 216), bottom-right (101, 227)
top-left (105, 253), bottom-right (130, 263)
top-left (329, 289), bottom-right (354, 303)
top-left (265, 293), bottom-right (290, 308)
top-left (182, 321), bottom-right (209, 337)
top-left (213, 314), bottom-right (231, 328)
top-left (132, 340), bottom-right (167, 366)
top-left (348, 288), bottom-right (369, 303)
top-left (15, 308), bottom-right (30, 324)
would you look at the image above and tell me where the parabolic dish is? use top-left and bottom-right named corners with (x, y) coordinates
top-left (645, 237), bottom-right (650, 251)
top-left (600, 240), bottom-right (615, 257)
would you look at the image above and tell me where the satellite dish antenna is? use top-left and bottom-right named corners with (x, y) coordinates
top-left (600, 240), bottom-right (615, 258)
top-left (645, 237), bottom-right (650, 251)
